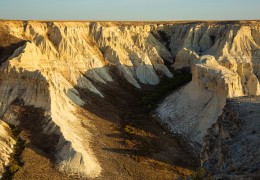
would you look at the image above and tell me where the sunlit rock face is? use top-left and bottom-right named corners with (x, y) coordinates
top-left (0, 20), bottom-right (173, 178)
top-left (0, 20), bottom-right (259, 178)
top-left (156, 21), bottom-right (260, 147)
top-left (0, 120), bottom-right (15, 178)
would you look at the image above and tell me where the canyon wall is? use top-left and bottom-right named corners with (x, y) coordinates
top-left (201, 96), bottom-right (260, 178)
top-left (0, 20), bottom-right (173, 178)
top-left (156, 21), bottom-right (260, 147)
top-left (0, 20), bottom-right (259, 178)
top-left (0, 120), bottom-right (15, 179)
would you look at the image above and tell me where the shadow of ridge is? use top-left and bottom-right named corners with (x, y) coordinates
top-left (9, 143), bottom-right (75, 179)
top-left (0, 27), bottom-right (29, 65)
top-left (74, 64), bottom-right (168, 123)
top-left (0, 40), bottom-right (28, 65)
top-left (73, 64), bottom-right (192, 129)
top-left (12, 99), bottom-right (60, 161)
top-left (71, 64), bottom-right (198, 171)
top-left (0, 69), bottom-right (68, 178)
top-left (102, 146), bottom-right (197, 169)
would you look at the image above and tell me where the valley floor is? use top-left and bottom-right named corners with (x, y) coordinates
top-left (73, 70), bottom-right (198, 179)
top-left (8, 71), bottom-right (199, 180)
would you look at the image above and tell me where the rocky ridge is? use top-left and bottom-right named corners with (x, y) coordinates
top-left (0, 120), bottom-right (15, 179)
top-left (0, 20), bottom-right (259, 178)
top-left (201, 96), bottom-right (260, 179)
top-left (156, 21), bottom-right (260, 146)
top-left (0, 20), bottom-right (175, 178)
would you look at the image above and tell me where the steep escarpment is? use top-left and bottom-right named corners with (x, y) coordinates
top-left (0, 121), bottom-right (15, 179)
top-left (201, 96), bottom-right (260, 179)
top-left (0, 20), bottom-right (175, 178)
top-left (0, 20), bottom-right (259, 178)
top-left (156, 21), bottom-right (260, 147)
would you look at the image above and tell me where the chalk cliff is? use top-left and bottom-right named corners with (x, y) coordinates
top-left (0, 20), bottom-right (259, 178)
top-left (0, 120), bottom-right (15, 179)
top-left (156, 21), bottom-right (260, 147)
top-left (0, 20), bottom-right (173, 178)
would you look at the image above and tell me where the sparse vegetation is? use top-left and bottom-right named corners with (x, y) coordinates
top-left (122, 69), bottom-right (193, 166)
top-left (139, 69), bottom-right (192, 112)
top-left (190, 168), bottom-right (213, 180)
top-left (124, 139), bottom-right (139, 148)
top-left (124, 125), bottom-right (154, 137)
top-left (124, 70), bottom-right (192, 122)
top-left (2, 126), bottom-right (25, 180)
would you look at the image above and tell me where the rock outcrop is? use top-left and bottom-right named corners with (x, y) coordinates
top-left (0, 20), bottom-right (173, 178)
top-left (0, 20), bottom-right (259, 178)
top-left (156, 21), bottom-right (260, 146)
top-left (201, 96), bottom-right (260, 179)
top-left (0, 120), bottom-right (15, 178)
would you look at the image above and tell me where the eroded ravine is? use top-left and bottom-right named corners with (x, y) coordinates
top-left (75, 69), bottom-right (198, 179)
top-left (1, 69), bottom-right (198, 180)
top-left (1, 100), bottom-right (74, 180)
top-left (0, 20), bottom-right (259, 179)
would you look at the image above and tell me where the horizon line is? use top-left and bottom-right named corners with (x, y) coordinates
top-left (1, 19), bottom-right (260, 22)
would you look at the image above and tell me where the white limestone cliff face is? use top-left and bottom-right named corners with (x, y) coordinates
top-left (89, 22), bottom-right (173, 86)
top-left (0, 20), bottom-right (259, 178)
top-left (156, 82), bottom-right (226, 150)
top-left (0, 43), bottom-right (102, 178)
top-left (0, 20), bottom-right (173, 178)
top-left (157, 22), bottom-right (260, 146)
top-left (0, 120), bottom-right (15, 178)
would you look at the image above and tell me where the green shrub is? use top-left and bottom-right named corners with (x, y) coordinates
top-left (9, 164), bottom-right (21, 173)
top-left (190, 168), bottom-right (213, 180)
top-left (2, 127), bottom-right (25, 179)
top-left (124, 125), bottom-right (152, 137)
top-left (124, 140), bottom-right (136, 147)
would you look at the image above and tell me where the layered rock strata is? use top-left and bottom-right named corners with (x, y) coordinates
top-left (0, 20), bottom-right (259, 178)
top-left (157, 21), bottom-right (260, 146)
top-left (0, 120), bottom-right (15, 178)
top-left (0, 20), bottom-right (173, 178)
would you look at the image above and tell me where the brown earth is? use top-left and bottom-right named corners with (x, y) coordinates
top-left (3, 101), bottom-right (76, 180)
top-left (75, 71), bottom-right (198, 179)
top-left (4, 71), bottom-right (198, 180)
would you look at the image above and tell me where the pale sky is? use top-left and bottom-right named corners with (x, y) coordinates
top-left (0, 0), bottom-right (259, 20)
